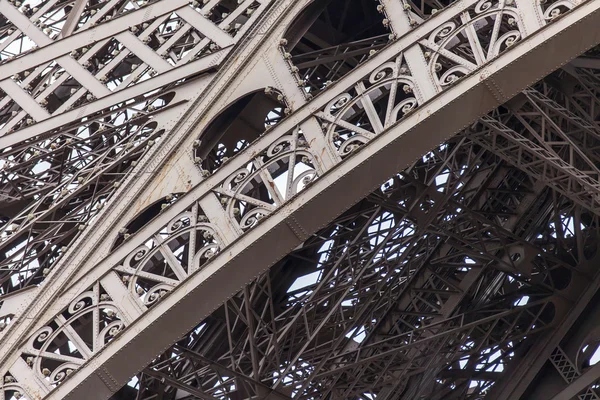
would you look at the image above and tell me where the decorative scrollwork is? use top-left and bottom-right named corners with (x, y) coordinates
top-left (99, 320), bottom-right (125, 344)
top-left (115, 205), bottom-right (222, 306)
top-left (420, 0), bottom-right (525, 89)
top-left (475, 0), bottom-right (495, 14)
top-left (539, 0), bottom-right (576, 21)
top-left (215, 129), bottom-right (321, 231)
top-left (239, 208), bottom-right (271, 231)
top-left (315, 54), bottom-right (418, 157)
top-left (17, 204), bottom-right (223, 391)
top-left (121, 245), bottom-right (152, 272)
top-left (49, 363), bottom-right (79, 386)
top-left (67, 291), bottom-right (94, 314)
top-left (20, 283), bottom-right (123, 388)
top-left (34, 327), bottom-right (53, 344)
top-left (439, 65), bottom-right (470, 86)
top-left (430, 21), bottom-right (458, 44)
top-left (166, 211), bottom-right (194, 234)
top-left (141, 284), bottom-right (173, 307)
top-left (2, 374), bottom-right (28, 399)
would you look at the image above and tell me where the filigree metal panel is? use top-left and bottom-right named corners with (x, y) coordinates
top-left (0, 0), bottom-right (271, 297)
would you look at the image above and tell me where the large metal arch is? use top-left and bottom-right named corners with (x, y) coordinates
top-left (1, 3), bottom-right (600, 400)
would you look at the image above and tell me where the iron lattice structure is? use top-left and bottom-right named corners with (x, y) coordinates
top-left (1, 0), bottom-right (600, 399)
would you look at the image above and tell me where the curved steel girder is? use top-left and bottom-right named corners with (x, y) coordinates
top-left (35, 2), bottom-right (600, 399)
top-left (0, 0), bottom-right (598, 399)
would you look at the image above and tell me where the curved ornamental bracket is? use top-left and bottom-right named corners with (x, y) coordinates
top-left (12, 203), bottom-right (223, 395)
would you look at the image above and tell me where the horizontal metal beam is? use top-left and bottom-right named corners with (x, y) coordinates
top-left (42, 2), bottom-right (600, 398)
top-left (0, 49), bottom-right (226, 148)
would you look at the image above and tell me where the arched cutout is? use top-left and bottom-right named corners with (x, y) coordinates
top-left (147, 91), bottom-right (177, 110)
top-left (194, 90), bottom-right (286, 173)
top-left (112, 193), bottom-right (182, 250)
top-left (580, 343), bottom-right (600, 369)
top-left (576, 327), bottom-right (600, 371)
top-left (282, 0), bottom-right (391, 93)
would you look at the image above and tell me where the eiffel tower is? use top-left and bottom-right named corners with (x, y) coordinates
top-left (1, 0), bottom-right (600, 399)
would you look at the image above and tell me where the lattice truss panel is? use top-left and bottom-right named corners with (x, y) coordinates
top-left (0, 0), bottom-right (598, 399)
top-left (0, 0), bottom-right (271, 297)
